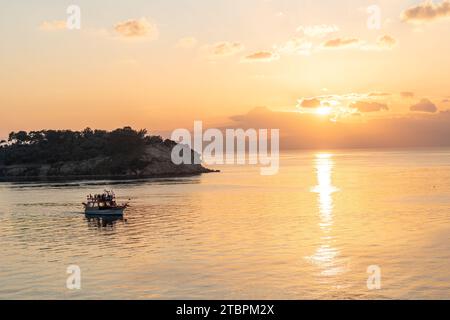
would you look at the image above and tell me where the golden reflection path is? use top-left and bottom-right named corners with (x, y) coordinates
top-left (307, 153), bottom-right (343, 277)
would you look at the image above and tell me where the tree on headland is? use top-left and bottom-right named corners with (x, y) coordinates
top-left (8, 131), bottom-right (29, 144)
top-left (0, 127), bottom-right (168, 174)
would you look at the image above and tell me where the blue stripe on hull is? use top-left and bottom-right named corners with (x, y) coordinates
top-left (84, 209), bottom-right (125, 215)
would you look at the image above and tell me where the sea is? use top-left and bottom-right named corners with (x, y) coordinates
top-left (0, 148), bottom-right (449, 299)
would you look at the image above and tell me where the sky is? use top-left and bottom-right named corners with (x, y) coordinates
top-left (1, 0), bottom-right (450, 146)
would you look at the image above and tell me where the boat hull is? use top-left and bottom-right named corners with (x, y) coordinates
top-left (84, 207), bottom-right (125, 216)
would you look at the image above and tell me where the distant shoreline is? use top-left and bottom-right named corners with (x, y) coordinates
top-left (0, 170), bottom-right (218, 183)
top-left (0, 127), bottom-right (217, 181)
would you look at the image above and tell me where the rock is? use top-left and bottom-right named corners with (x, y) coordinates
top-left (0, 143), bottom-right (215, 181)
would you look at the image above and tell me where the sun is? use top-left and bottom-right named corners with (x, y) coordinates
top-left (315, 106), bottom-right (333, 116)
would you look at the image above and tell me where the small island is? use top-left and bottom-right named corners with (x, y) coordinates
top-left (0, 127), bottom-right (214, 181)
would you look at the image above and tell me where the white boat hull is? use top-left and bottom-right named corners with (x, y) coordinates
top-left (84, 207), bottom-right (125, 216)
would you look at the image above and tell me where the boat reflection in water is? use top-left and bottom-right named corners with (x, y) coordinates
top-left (85, 214), bottom-right (125, 229)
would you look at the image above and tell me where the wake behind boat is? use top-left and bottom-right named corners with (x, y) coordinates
top-left (83, 190), bottom-right (128, 216)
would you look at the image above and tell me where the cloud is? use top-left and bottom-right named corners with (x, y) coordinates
top-left (114, 18), bottom-right (158, 39)
top-left (369, 92), bottom-right (391, 97)
top-left (296, 24), bottom-right (339, 38)
top-left (206, 42), bottom-right (244, 58)
top-left (350, 101), bottom-right (389, 112)
top-left (360, 35), bottom-right (398, 51)
top-left (401, 0), bottom-right (450, 24)
top-left (243, 51), bottom-right (279, 62)
top-left (410, 98), bottom-right (438, 112)
top-left (296, 94), bottom-right (377, 120)
top-left (275, 38), bottom-right (313, 55)
top-left (320, 35), bottom-right (397, 52)
top-left (401, 91), bottom-right (415, 98)
top-left (275, 34), bottom-right (396, 56)
top-left (39, 20), bottom-right (67, 31)
top-left (228, 108), bottom-right (450, 149)
top-left (377, 35), bottom-right (397, 48)
top-left (176, 37), bottom-right (198, 49)
top-left (443, 99), bottom-right (450, 103)
top-left (322, 37), bottom-right (361, 49)
top-left (299, 98), bottom-right (322, 108)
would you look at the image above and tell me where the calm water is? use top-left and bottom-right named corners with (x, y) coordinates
top-left (1, 149), bottom-right (449, 299)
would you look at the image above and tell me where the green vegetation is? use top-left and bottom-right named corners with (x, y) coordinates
top-left (0, 127), bottom-right (176, 175)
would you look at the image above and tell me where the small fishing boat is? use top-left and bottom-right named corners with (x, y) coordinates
top-left (83, 190), bottom-right (128, 216)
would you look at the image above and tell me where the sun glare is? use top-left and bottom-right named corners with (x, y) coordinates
top-left (315, 106), bottom-right (333, 116)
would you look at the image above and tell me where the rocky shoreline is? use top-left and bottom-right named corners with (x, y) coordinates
top-left (0, 143), bottom-right (216, 182)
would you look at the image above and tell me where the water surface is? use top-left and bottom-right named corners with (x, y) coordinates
top-left (0, 149), bottom-right (449, 299)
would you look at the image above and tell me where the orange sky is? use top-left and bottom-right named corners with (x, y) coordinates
top-left (1, 0), bottom-right (450, 140)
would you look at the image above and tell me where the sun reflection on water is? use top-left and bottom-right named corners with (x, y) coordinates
top-left (307, 153), bottom-right (344, 277)
top-left (311, 153), bottom-right (339, 232)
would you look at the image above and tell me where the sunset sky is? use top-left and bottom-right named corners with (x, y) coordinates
top-left (1, 0), bottom-right (450, 143)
